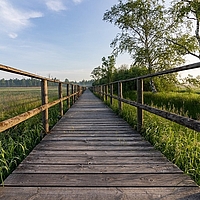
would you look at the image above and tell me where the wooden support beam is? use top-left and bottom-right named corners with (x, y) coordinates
top-left (110, 84), bottom-right (113, 105)
top-left (118, 82), bottom-right (123, 112)
top-left (41, 79), bottom-right (49, 133)
top-left (137, 79), bottom-right (143, 132)
top-left (58, 83), bottom-right (63, 117)
top-left (67, 84), bottom-right (70, 109)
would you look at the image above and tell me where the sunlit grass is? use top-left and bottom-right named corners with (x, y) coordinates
top-left (103, 96), bottom-right (200, 186)
top-left (0, 86), bottom-right (69, 184)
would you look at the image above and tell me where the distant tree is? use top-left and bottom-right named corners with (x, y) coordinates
top-left (103, 0), bottom-right (184, 92)
top-left (64, 78), bottom-right (70, 83)
top-left (91, 55), bottom-right (116, 85)
top-left (0, 78), bottom-right (40, 87)
top-left (101, 55), bottom-right (116, 83)
top-left (91, 66), bottom-right (102, 84)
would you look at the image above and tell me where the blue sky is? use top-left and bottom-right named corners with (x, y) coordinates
top-left (0, 0), bottom-right (199, 81)
top-left (0, 0), bottom-right (132, 81)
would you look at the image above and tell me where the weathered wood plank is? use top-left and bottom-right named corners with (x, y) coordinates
top-left (38, 140), bottom-right (151, 147)
top-left (49, 130), bottom-right (139, 135)
top-left (4, 173), bottom-right (197, 187)
top-left (34, 145), bottom-right (155, 151)
top-left (22, 155), bottom-right (169, 165)
top-left (29, 150), bottom-right (162, 157)
top-left (0, 187), bottom-right (199, 200)
top-left (52, 126), bottom-right (134, 131)
top-left (14, 163), bottom-right (183, 174)
top-left (43, 133), bottom-right (144, 141)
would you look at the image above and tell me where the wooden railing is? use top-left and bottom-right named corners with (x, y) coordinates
top-left (0, 64), bottom-right (85, 133)
top-left (91, 62), bottom-right (200, 133)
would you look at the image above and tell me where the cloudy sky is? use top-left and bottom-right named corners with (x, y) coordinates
top-left (0, 0), bottom-right (133, 81)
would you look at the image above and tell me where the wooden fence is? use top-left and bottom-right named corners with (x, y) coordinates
top-left (0, 64), bottom-right (85, 133)
top-left (92, 62), bottom-right (200, 133)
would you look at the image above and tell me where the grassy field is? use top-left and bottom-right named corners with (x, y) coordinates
top-left (124, 90), bottom-right (200, 120)
top-left (0, 86), bottom-right (68, 183)
top-left (103, 92), bottom-right (200, 186)
top-left (0, 86), bottom-right (68, 121)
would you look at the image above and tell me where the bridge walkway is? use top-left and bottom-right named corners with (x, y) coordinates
top-left (0, 89), bottom-right (199, 199)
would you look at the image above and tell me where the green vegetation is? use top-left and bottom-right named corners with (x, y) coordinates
top-left (0, 86), bottom-right (67, 121)
top-left (124, 90), bottom-right (200, 120)
top-left (0, 87), bottom-right (41, 121)
top-left (0, 87), bottom-right (68, 184)
top-left (0, 116), bottom-right (43, 184)
top-left (103, 96), bottom-right (200, 186)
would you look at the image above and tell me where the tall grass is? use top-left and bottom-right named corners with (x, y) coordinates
top-left (124, 91), bottom-right (200, 120)
top-left (104, 96), bottom-right (200, 186)
top-left (0, 86), bottom-right (69, 184)
top-left (0, 115), bottom-right (43, 184)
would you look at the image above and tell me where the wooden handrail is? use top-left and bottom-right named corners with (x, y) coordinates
top-left (0, 64), bottom-right (86, 133)
top-left (91, 62), bottom-right (200, 133)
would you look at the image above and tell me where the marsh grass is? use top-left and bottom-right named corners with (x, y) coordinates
top-left (0, 115), bottom-right (43, 184)
top-left (124, 91), bottom-right (200, 120)
top-left (0, 87), bottom-right (69, 184)
top-left (104, 96), bottom-right (200, 186)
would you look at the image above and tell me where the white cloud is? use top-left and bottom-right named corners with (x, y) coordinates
top-left (73, 0), bottom-right (83, 4)
top-left (9, 33), bottom-right (18, 39)
top-left (45, 0), bottom-right (67, 12)
top-left (0, 0), bottom-right (43, 38)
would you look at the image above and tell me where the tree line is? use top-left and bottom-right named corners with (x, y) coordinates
top-left (0, 78), bottom-right (93, 87)
top-left (91, 0), bottom-right (200, 92)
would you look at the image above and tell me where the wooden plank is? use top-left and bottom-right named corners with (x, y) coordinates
top-left (43, 134), bottom-right (141, 138)
top-left (29, 150), bottom-right (164, 157)
top-left (49, 130), bottom-right (139, 135)
top-left (42, 137), bottom-right (149, 146)
top-left (0, 187), bottom-right (200, 200)
top-left (13, 163), bottom-right (183, 174)
top-left (34, 145), bottom-right (155, 151)
top-left (43, 137), bottom-right (145, 141)
top-left (52, 127), bottom-right (134, 131)
top-left (14, 163), bottom-right (183, 174)
top-left (4, 173), bottom-right (197, 187)
top-left (36, 140), bottom-right (152, 148)
top-left (22, 156), bottom-right (169, 165)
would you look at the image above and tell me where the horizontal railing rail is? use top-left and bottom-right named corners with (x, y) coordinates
top-left (91, 62), bottom-right (200, 133)
top-left (0, 64), bottom-right (86, 133)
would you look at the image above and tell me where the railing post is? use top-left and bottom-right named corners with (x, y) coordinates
top-left (137, 78), bottom-right (144, 132)
top-left (78, 85), bottom-right (80, 98)
top-left (74, 85), bottom-right (76, 103)
top-left (71, 84), bottom-right (74, 105)
top-left (59, 82), bottom-right (63, 117)
top-left (41, 79), bottom-right (49, 133)
top-left (103, 85), bottom-right (105, 101)
top-left (99, 86), bottom-right (101, 96)
top-left (118, 82), bottom-right (123, 112)
top-left (110, 83), bottom-right (113, 105)
top-left (100, 85), bottom-right (103, 99)
top-left (67, 84), bottom-right (70, 109)
top-left (105, 85), bottom-right (108, 101)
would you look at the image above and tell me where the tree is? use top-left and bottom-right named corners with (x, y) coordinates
top-left (91, 55), bottom-right (116, 85)
top-left (64, 78), bottom-right (70, 83)
top-left (101, 55), bottom-right (116, 83)
top-left (103, 0), bottom-right (184, 92)
top-left (169, 0), bottom-right (200, 59)
top-left (91, 66), bottom-right (103, 84)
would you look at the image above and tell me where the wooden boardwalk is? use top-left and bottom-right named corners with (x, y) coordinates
top-left (0, 89), bottom-right (199, 199)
